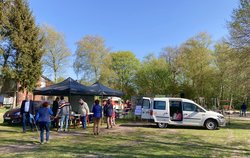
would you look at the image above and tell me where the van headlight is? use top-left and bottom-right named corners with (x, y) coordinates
top-left (217, 115), bottom-right (224, 119)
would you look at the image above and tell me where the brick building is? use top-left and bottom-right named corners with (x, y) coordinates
top-left (0, 75), bottom-right (53, 107)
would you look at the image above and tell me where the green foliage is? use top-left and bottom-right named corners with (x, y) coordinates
top-left (1, 0), bottom-right (44, 93)
top-left (176, 33), bottom-right (215, 100)
top-left (0, 0), bottom-right (12, 73)
top-left (40, 24), bottom-right (71, 82)
top-left (1, 110), bottom-right (250, 158)
top-left (135, 54), bottom-right (171, 96)
top-left (74, 35), bottom-right (110, 82)
top-left (229, 0), bottom-right (250, 50)
top-left (109, 51), bottom-right (140, 98)
top-left (160, 47), bottom-right (181, 95)
top-left (228, 0), bottom-right (250, 99)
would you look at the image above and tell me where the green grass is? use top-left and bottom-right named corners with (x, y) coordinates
top-left (0, 111), bottom-right (250, 157)
top-left (0, 108), bottom-right (8, 123)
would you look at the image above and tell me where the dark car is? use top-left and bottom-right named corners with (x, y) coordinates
top-left (3, 108), bottom-right (21, 124)
top-left (3, 101), bottom-right (43, 124)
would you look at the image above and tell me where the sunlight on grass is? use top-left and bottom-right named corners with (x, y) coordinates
top-left (0, 115), bottom-right (250, 157)
top-left (0, 108), bottom-right (8, 123)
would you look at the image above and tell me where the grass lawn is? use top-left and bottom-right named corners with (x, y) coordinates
top-left (0, 109), bottom-right (250, 158)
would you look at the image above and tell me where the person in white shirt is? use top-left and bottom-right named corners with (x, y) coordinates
top-left (78, 98), bottom-right (89, 129)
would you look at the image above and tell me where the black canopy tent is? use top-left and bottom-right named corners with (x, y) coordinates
top-left (33, 77), bottom-right (96, 96)
top-left (90, 82), bottom-right (124, 97)
top-left (33, 78), bottom-right (124, 116)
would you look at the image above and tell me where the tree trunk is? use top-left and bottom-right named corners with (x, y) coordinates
top-left (230, 96), bottom-right (233, 110)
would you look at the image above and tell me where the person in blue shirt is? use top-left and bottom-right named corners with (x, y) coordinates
top-left (92, 99), bottom-right (102, 135)
top-left (35, 102), bottom-right (53, 144)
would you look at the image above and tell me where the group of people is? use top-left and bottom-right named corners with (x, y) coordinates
top-left (20, 95), bottom-right (53, 144)
top-left (20, 95), bottom-right (117, 144)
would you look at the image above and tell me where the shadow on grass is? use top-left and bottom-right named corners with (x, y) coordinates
top-left (0, 122), bottom-right (21, 127)
top-left (120, 123), bottom-right (206, 130)
top-left (107, 132), bottom-right (250, 156)
top-left (1, 139), bottom-right (36, 145)
top-left (0, 129), bottom-right (20, 133)
top-left (120, 118), bottom-right (250, 130)
top-left (120, 123), bottom-right (156, 128)
top-left (24, 132), bottom-right (250, 158)
top-left (32, 142), bottom-right (199, 158)
top-left (1, 125), bottom-right (250, 157)
top-left (224, 119), bottom-right (250, 130)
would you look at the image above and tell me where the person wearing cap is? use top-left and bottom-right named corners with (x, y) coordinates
top-left (78, 98), bottom-right (89, 129)
top-left (35, 102), bottom-right (53, 144)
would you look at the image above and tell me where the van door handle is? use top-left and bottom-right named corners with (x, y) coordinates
top-left (163, 112), bottom-right (168, 115)
top-left (184, 113), bottom-right (188, 116)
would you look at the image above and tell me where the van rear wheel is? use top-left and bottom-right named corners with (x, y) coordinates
top-left (205, 119), bottom-right (217, 130)
top-left (157, 123), bottom-right (166, 128)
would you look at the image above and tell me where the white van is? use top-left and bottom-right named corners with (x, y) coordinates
top-left (141, 97), bottom-right (226, 130)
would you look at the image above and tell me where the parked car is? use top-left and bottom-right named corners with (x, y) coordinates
top-left (141, 97), bottom-right (226, 130)
top-left (3, 101), bottom-right (43, 124)
top-left (3, 108), bottom-right (21, 124)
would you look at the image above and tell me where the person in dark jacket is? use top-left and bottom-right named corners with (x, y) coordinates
top-left (104, 99), bottom-right (113, 129)
top-left (35, 102), bottom-right (53, 144)
top-left (241, 102), bottom-right (247, 117)
top-left (92, 99), bottom-right (102, 135)
top-left (51, 97), bottom-right (59, 128)
top-left (20, 95), bottom-right (35, 133)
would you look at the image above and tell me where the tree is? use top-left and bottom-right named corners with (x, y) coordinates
top-left (175, 33), bottom-right (215, 100)
top-left (228, 0), bottom-right (250, 99)
top-left (0, 0), bottom-right (12, 74)
top-left (214, 41), bottom-right (242, 108)
top-left (74, 35), bottom-right (110, 83)
top-left (160, 47), bottom-right (180, 94)
top-left (73, 57), bottom-right (82, 80)
top-left (40, 24), bottom-right (71, 82)
top-left (1, 0), bottom-right (44, 94)
top-left (135, 54), bottom-right (171, 97)
top-left (228, 0), bottom-right (250, 50)
top-left (56, 76), bottom-right (65, 83)
top-left (109, 51), bottom-right (140, 98)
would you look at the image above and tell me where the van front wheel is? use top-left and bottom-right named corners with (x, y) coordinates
top-left (157, 123), bottom-right (166, 128)
top-left (205, 119), bottom-right (218, 130)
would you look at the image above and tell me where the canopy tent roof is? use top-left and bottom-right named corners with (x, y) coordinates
top-left (33, 77), bottom-right (95, 96)
top-left (90, 82), bottom-right (124, 97)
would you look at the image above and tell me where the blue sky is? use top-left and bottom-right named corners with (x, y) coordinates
top-left (29, 0), bottom-right (239, 79)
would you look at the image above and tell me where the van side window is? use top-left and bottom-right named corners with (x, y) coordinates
top-left (142, 99), bottom-right (150, 109)
top-left (153, 101), bottom-right (166, 110)
top-left (183, 102), bottom-right (196, 111)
